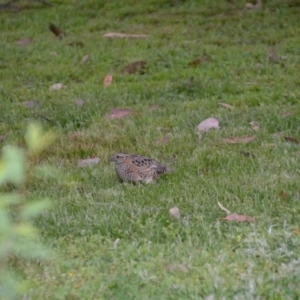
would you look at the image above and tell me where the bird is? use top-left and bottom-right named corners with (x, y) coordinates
top-left (109, 153), bottom-right (173, 183)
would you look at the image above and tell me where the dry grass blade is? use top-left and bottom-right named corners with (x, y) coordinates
top-left (218, 103), bottom-right (234, 110)
top-left (217, 202), bottom-right (231, 214)
top-left (49, 23), bottom-right (65, 37)
top-left (221, 136), bottom-right (256, 144)
top-left (103, 32), bottom-right (147, 38)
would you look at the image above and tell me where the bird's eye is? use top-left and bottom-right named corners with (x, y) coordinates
top-left (116, 155), bottom-right (120, 158)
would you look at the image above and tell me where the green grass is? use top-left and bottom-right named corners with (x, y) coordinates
top-left (1, 0), bottom-right (300, 298)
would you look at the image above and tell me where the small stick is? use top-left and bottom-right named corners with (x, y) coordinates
top-left (217, 201), bottom-right (232, 215)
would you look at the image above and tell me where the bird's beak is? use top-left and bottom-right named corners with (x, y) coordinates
top-left (109, 156), bottom-right (115, 162)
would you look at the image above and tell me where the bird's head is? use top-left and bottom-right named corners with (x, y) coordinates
top-left (109, 153), bottom-right (128, 163)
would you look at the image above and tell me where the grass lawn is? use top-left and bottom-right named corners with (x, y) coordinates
top-left (1, 0), bottom-right (300, 298)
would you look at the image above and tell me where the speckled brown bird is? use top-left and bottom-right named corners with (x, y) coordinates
top-left (109, 153), bottom-right (173, 183)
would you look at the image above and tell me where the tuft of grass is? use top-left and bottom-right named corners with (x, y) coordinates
top-left (1, 0), bottom-right (300, 298)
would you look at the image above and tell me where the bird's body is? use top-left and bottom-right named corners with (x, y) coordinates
top-left (109, 153), bottom-right (172, 183)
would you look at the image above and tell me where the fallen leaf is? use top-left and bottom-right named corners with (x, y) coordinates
top-left (240, 151), bottom-right (256, 158)
top-left (122, 61), bottom-right (147, 74)
top-left (16, 38), bottom-right (34, 46)
top-left (250, 121), bottom-right (259, 131)
top-left (103, 32), bottom-right (147, 38)
top-left (49, 83), bottom-right (64, 91)
top-left (169, 207), bottom-right (180, 219)
top-left (221, 136), bottom-right (256, 144)
top-left (22, 101), bottom-right (40, 108)
top-left (108, 108), bottom-right (133, 119)
top-left (104, 74), bottom-right (113, 86)
top-left (81, 54), bottom-right (89, 64)
top-left (188, 57), bottom-right (207, 66)
top-left (156, 136), bottom-right (169, 145)
top-left (78, 158), bottom-right (100, 167)
top-left (68, 41), bottom-right (84, 48)
top-left (218, 103), bottom-right (234, 110)
top-left (197, 117), bottom-right (220, 131)
top-left (149, 105), bottom-right (159, 111)
top-left (76, 99), bottom-right (84, 107)
top-left (49, 23), bottom-right (65, 37)
top-left (223, 214), bottom-right (255, 223)
top-left (283, 136), bottom-right (300, 144)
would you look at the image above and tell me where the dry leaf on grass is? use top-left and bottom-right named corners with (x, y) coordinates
top-left (218, 202), bottom-right (255, 223)
top-left (283, 136), bottom-right (300, 145)
top-left (108, 108), bottom-right (133, 119)
top-left (49, 23), bottom-right (65, 37)
top-left (104, 74), bottom-right (113, 86)
top-left (49, 83), bottom-right (64, 91)
top-left (103, 32), bottom-right (147, 38)
top-left (78, 158), bottom-right (100, 167)
top-left (122, 61), bottom-right (147, 74)
top-left (197, 117), bottom-right (220, 131)
top-left (16, 38), bottom-right (34, 46)
top-left (169, 207), bottom-right (180, 219)
top-left (221, 136), bottom-right (256, 144)
top-left (218, 103), bottom-right (234, 110)
top-left (81, 55), bottom-right (89, 64)
top-left (223, 214), bottom-right (255, 223)
top-left (188, 57), bottom-right (207, 66)
top-left (22, 101), bottom-right (40, 108)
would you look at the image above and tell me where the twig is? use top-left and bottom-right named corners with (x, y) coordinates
top-left (217, 201), bottom-right (232, 215)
